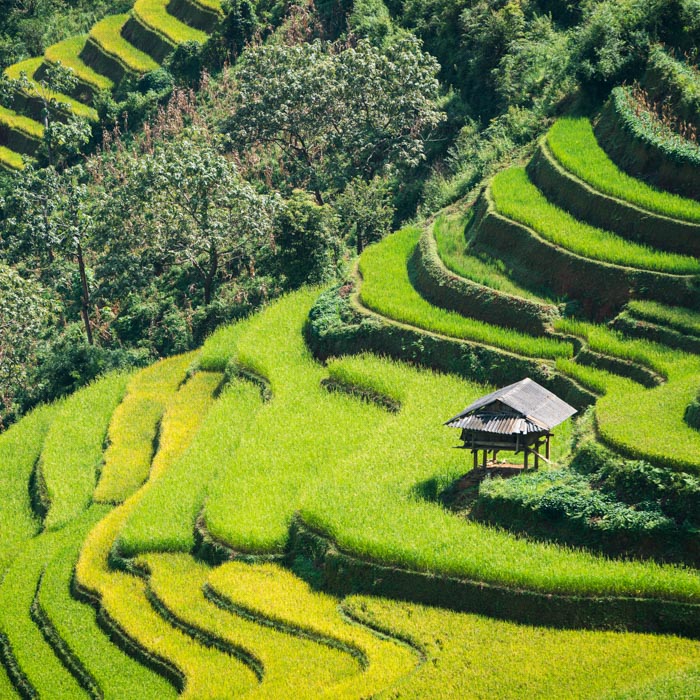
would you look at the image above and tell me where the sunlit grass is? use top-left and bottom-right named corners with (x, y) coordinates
top-left (208, 560), bottom-right (417, 697)
top-left (359, 227), bottom-right (573, 359)
top-left (44, 35), bottom-right (114, 92)
top-left (40, 372), bottom-right (129, 531)
top-left (0, 403), bottom-right (57, 575)
top-left (546, 118), bottom-right (700, 222)
top-left (89, 14), bottom-right (159, 74)
top-left (95, 354), bottom-right (193, 504)
top-left (0, 104), bottom-right (43, 139)
top-left (433, 212), bottom-right (553, 302)
top-left (626, 299), bottom-right (700, 338)
top-left (132, 0), bottom-right (208, 45)
top-left (0, 144), bottom-right (24, 169)
top-left (5, 58), bottom-right (98, 121)
top-left (346, 596), bottom-right (700, 699)
top-left (491, 167), bottom-right (700, 274)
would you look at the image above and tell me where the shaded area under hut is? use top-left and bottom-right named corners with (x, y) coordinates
top-left (446, 378), bottom-right (576, 471)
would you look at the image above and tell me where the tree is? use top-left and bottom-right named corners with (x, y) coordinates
top-left (94, 130), bottom-right (279, 306)
top-left (226, 35), bottom-right (444, 202)
top-left (0, 264), bottom-right (50, 427)
top-left (2, 164), bottom-right (96, 343)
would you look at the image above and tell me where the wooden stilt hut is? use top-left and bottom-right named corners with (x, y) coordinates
top-left (445, 378), bottom-right (576, 470)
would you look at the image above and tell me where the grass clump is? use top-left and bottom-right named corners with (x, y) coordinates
top-left (94, 354), bottom-right (193, 504)
top-left (626, 300), bottom-right (700, 338)
top-left (434, 212), bottom-right (554, 303)
top-left (359, 227), bottom-right (573, 359)
top-left (39, 372), bottom-right (129, 531)
top-left (132, 0), bottom-right (208, 45)
top-left (5, 58), bottom-right (98, 121)
top-left (44, 35), bottom-right (114, 92)
top-left (89, 15), bottom-right (159, 74)
top-left (490, 168), bottom-right (700, 274)
top-left (546, 118), bottom-right (700, 223)
top-left (345, 596), bottom-right (700, 699)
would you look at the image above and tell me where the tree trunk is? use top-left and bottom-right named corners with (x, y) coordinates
top-left (76, 242), bottom-right (93, 345)
top-left (204, 246), bottom-right (219, 305)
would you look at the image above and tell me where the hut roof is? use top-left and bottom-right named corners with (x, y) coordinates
top-left (445, 378), bottom-right (576, 434)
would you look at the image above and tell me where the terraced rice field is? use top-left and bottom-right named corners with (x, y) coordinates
top-left (0, 0), bottom-right (221, 169)
top-left (1, 32), bottom-right (700, 690)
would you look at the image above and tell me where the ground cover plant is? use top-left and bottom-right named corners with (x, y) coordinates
top-left (546, 117), bottom-right (700, 223)
top-left (0, 104), bottom-right (44, 139)
top-left (358, 226), bottom-right (573, 359)
top-left (490, 168), bottom-right (700, 274)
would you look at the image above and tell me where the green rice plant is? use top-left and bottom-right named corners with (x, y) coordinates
top-left (0, 105), bottom-right (44, 140)
top-left (202, 291), bottom-right (700, 602)
top-left (142, 553), bottom-right (372, 698)
top-left (44, 35), bottom-right (114, 92)
top-left (0, 664), bottom-right (15, 698)
top-left (0, 508), bottom-right (106, 699)
top-left (626, 299), bottom-right (700, 338)
top-left (553, 317), bottom-right (689, 379)
top-left (490, 168), bottom-right (700, 274)
top-left (198, 322), bottom-right (244, 372)
top-left (94, 354), bottom-right (193, 504)
top-left (75, 501), bottom-right (252, 698)
top-left (204, 289), bottom-right (395, 553)
top-left (555, 359), bottom-right (631, 396)
top-left (186, 0), bottom-right (224, 14)
top-left (88, 15), bottom-right (159, 74)
top-left (0, 145), bottom-right (24, 169)
top-left (434, 212), bottom-right (554, 302)
top-left (207, 560), bottom-right (417, 697)
top-left (344, 596), bottom-right (700, 699)
top-left (131, 0), bottom-right (208, 46)
top-left (0, 403), bottom-right (57, 576)
top-left (546, 118), bottom-right (700, 223)
top-left (299, 352), bottom-right (700, 601)
top-left (117, 376), bottom-right (260, 555)
top-left (40, 372), bottom-right (130, 531)
top-left (37, 532), bottom-right (176, 699)
top-left (612, 667), bottom-right (700, 699)
top-left (358, 227), bottom-right (573, 359)
top-left (4, 58), bottom-right (98, 121)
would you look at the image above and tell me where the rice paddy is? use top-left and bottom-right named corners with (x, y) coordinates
top-left (546, 118), bottom-right (700, 223)
top-left (43, 36), bottom-right (114, 92)
top-left (131, 0), bottom-right (209, 46)
top-left (88, 14), bottom-right (160, 75)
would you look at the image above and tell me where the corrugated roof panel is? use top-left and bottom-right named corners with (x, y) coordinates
top-left (445, 378), bottom-right (576, 431)
top-left (447, 413), bottom-right (544, 434)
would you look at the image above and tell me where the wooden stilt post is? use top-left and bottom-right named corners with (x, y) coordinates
top-left (524, 445), bottom-right (529, 470)
top-left (546, 434), bottom-right (551, 461)
top-left (482, 448), bottom-right (487, 469)
top-left (473, 449), bottom-right (478, 470)
top-left (534, 440), bottom-right (539, 470)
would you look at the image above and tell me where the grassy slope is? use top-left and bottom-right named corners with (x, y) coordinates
top-left (359, 226), bottom-right (572, 359)
top-left (44, 35), bottom-right (114, 92)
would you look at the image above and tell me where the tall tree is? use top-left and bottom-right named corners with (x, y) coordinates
top-left (226, 35), bottom-right (444, 201)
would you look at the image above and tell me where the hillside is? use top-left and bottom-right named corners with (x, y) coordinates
top-left (1, 0), bottom-right (700, 696)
